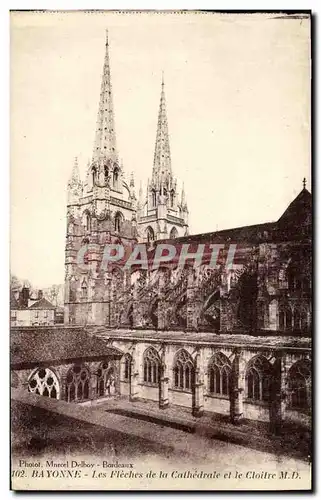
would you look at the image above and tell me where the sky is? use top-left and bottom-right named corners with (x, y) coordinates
top-left (10, 11), bottom-right (311, 288)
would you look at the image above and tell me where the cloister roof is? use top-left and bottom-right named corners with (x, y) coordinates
top-left (89, 327), bottom-right (311, 352)
top-left (10, 326), bottom-right (123, 369)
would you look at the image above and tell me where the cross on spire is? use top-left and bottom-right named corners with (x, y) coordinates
top-left (303, 177), bottom-right (307, 190)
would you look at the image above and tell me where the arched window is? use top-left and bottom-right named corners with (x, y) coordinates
top-left (113, 167), bottom-right (119, 189)
top-left (170, 190), bottom-right (175, 207)
top-left (279, 304), bottom-right (292, 331)
top-left (143, 347), bottom-right (160, 385)
top-left (146, 226), bottom-right (155, 243)
top-left (104, 165), bottom-right (109, 183)
top-left (246, 356), bottom-right (271, 402)
top-left (28, 368), bottom-right (60, 399)
top-left (65, 365), bottom-right (90, 402)
top-left (92, 166), bottom-right (97, 186)
top-left (124, 354), bottom-right (132, 381)
top-left (97, 362), bottom-right (116, 397)
top-left (288, 360), bottom-right (311, 410)
top-left (114, 212), bottom-right (123, 232)
top-left (293, 306), bottom-right (309, 331)
top-left (151, 190), bottom-right (156, 207)
top-left (81, 278), bottom-right (87, 299)
top-left (169, 227), bottom-right (178, 239)
top-left (208, 352), bottom-right (231, 396)
top-left (173, 349), bottom-right (195, 391)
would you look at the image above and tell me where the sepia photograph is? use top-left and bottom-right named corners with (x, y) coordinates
top-left (10, 10), bottom-right (312, 491)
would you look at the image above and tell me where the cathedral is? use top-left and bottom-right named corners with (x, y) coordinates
top-left (12, 31), bottom-right (311, 433)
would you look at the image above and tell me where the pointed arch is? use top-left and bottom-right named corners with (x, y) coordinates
top-left (81, 278), bottom-right (88, 299)
top-left (92, 165), bottom-right (97, 186)
top-left (173, 349), bottom-right (195, 391)
top-left (28, 367), bottom-right (60, 400)
top-left (143, 347), bottom-right (161, 385)
top-left (288, 359), bottom-right (311, 410)
top-left (97, 361), bottom-right (116, 397)
top-left (151, 189), bottom-right (157, 207)
top-left (114, 211), bottom-right (123, 232)
top-left (123, 353), bottom-right (132, 381)
top-left (208, 352), bottom-right (231, 396)
top-left (279, 303), bottom-right (292, 331)
top-left (170, 190), bottom-right (175, 207)
top-left (245, 355), bottom-right (272, 402)
top-left (169, 227), bottom-right (178, 239)
top-left (113, 166), bottom-right (119, 189)
top-left (65, 364), bottom-right (90, 402)
top-left (82, 210), bottom-right (91, 232)
top-left (104, 163), bottom-right (110, 183)
top-left (146, 226), bottom-right (155, 243)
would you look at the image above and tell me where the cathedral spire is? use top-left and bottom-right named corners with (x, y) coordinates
top-left (93, 30), bottom-right (117, 163)
top-left (153, 76), bottom-right (171, 181)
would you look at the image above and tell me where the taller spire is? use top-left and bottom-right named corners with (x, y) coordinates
top-left (93, 30), bottom-right (118, 163)
top-left (153, 76), bottom-right (172, 181)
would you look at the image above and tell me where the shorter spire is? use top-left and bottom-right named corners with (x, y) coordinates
top-left (303, 177), bottom-right (307, 190)
top-left (130, 172), bottom-right (135, 187)
top-left (181, 183), bottom-right (185, 205)
top-left (69, 157), bottom-right (81, 184)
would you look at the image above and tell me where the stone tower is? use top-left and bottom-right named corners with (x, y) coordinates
top-left (137, 77), bottom-right (189, 241)
top-left (64, 31), bottom-right (137, 326)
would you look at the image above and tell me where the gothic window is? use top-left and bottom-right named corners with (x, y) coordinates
top-left (124, 354), bottom-right (132, 381)
top-left (146, 226), bottom-right (155, 243)
top-left (92, 166), bottom-right (97, 186)
top-left (292, 306), bottom-right (309, 331)
top-left (173, 349), bottom-right (195, 391)
top-left (246, 356), bottom-right (271, 402)
top-left (114, 212), bottom-right (123, 232)
top-left (152, 190), bottom-right (156, 207)
top-left (97, 362), bottom-right (116, 397)
top-left (170, 190), bottom-right (175, 207)
top-left (28, 368), bottom-right (60, 399)
top-left (279, 304), bottom-right (292, 331)
top-left (143, 347), bottom-right (160, 385)
top-left (113, 167), bottom-right (119, 189)
top-left (82, 211), bottom-right (91, 232)
top-left (288, 360), bottom-right (311, 410)
top-left (104, 165), bottom-right (109, 183)
top-left (169, 227), bottom-right (178, 239)
top-left (208, 353), bottom-right (231, 396)
top-left (81, 279), bottom-right (87, 299)
top-left (65, 365), bottom-right (90, 402)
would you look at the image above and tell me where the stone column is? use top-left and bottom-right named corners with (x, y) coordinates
top-left (269, 353), bottom-right (287, 435)
top-left (159, 345), bottom-right (169, 409)
top-left (89, 362), bottom-right (98, 401)
top-left (230, 350), bottom-right (244, 424)
top-left (192, 350), bottom-right (204, 417)
top-left (129, 346), bottom-right (139, 401)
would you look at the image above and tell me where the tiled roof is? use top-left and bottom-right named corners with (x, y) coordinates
top-left (11, 326), bottom-right (123, 369)
top-left (28, 298), bottom-right (55, 310)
